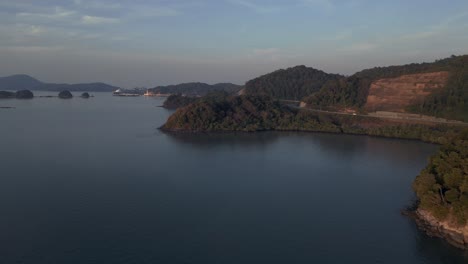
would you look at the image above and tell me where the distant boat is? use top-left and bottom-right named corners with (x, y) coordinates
top-left (113, 89), bottom-right (141, 97)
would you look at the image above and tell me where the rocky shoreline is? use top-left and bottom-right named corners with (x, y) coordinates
top-left (410, 209), bottom-right (468, 250)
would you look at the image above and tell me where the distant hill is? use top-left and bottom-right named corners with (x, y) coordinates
top-left (35, 82), bottom-right (119, 92)
top-left (0, 74), bottom-right (43, 90)
top-left (0, 74), bottom-right (119, 92)
top-left (148, 82), bottom-right (241, 96)
top-left (244, 65), bottom-right (344, 100)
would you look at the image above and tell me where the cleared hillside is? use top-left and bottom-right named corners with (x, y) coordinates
top-left (365, 72), bottom-right (449, 112)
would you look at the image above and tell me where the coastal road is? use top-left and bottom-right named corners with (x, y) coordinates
top-left (282, 103), bottom-right (468, 126)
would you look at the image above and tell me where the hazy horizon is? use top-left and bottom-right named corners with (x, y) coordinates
top-left (1, 0), bottom-right (468, 88)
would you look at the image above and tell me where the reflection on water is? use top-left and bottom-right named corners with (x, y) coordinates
top-left (165, 131), bottom-right (281, 148)
top-left (166, 131), bottom-right (436, 165)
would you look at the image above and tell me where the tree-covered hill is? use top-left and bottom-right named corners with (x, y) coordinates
top-left (162, 94), bottom-right (199, 109)
top-left (161, 94), bottom-right (463, 144)
top-left (413, 129), bottom-right (468, 226)
top-left (148, 82), bottom-right (241, 97)
top-left (407, 56), bottom-right (468, 121)
top-left (161, 91), bottom-right (233, 109)
top-left (245, 55), bottom-right (467, 121)
top-left (0, 74), bottom-right (42, 90)
top-left (303, 56), bottom-right (461, 109)
top-left (162, 95), bottom-right (292, 132)
top-left (244, 65), bottom-right (344, 101)
top-left (309, 55), bottom-right (468, 120)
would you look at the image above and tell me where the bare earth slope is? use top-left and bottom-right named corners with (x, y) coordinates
top-left (365, 71), bottom-right (449, 112)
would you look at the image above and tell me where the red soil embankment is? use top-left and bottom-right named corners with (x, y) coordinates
top-left (365, 71), bottom-right (449, 112)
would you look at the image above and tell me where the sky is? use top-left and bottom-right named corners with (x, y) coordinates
top-left (1, 0), bottom-right (468, 88)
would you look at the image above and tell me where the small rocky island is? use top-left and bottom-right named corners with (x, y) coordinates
top-left (58, 90), bottom-right (73, 99)
top-left (16, 90), bottom-right (34, 99)
top-left (0, 90), bottom-right (34, 99)
top-left (81, 92), bottom-right (90, 98)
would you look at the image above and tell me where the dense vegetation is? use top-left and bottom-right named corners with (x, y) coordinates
top-left (407, 56), bottom-right (468, 122)
top-left (306, 55), bottom-right (468, 120)
top-left (302, 76), bottom-right (370, 109)
top-left (247, 58), bottom-right (456, 107)
top-left (303, 55), bottom-right (466, 109)
top-left (162, 95), bottom-right (291, 132)
top-left (244, 66), bottom-right (343, 100)
top-left (245, 55), bottom-right (467, 121)
top-left (149, 82), bottom-right (241, 97)
top-left (162, 91), bottom-right (233, 110)
top-left (162, 94), bottom-right (199, 109)
top-left (413, 130), bottom-right (468, 226)
top-left (162, 94), bottom-right (463, 144)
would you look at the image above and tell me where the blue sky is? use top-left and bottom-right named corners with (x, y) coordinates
top-left (1, 0), bottom-right (468, 88)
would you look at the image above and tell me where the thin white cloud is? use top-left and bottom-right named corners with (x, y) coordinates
top-left (249, 48), bottom-right (299, 63)
top-left (128, 6), bottom-right (180, 18)
top-left (17, 7), bottom-right (76, 20)
top-left (0, 45), bottom-right (65, 53)
top-left (27, 25), bottom-right (47, 36)
top-left (302, 0), bottom-right (334, 9)
top-left (399, 31), bottom-right (437, 42)
top-left (396, 12), bottom-right (468, 43)
top-left (340, 42), bottom-right (377, 53)
top-left (321, 30), bottom-right (353, 41)
top-left (74, 0), bottom-right (122, 10)
top-left (227, 0), bottom-right (279, 13)
top-left (81, 15), bottom-right (119, 25)
top-left (433, 12), bottom-right (468, 30)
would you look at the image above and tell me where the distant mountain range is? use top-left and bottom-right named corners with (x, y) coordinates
top-left (0, 74), bottom-right (119, 92)
top-left (148, 82), bottom-right (241, 96)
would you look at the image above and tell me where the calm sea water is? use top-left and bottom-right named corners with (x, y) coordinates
top-left (0, 92), bottom-right (467, 264)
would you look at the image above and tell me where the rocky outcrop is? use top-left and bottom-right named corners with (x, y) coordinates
top-left (365, 71), bottom-right (449, 112)
top-left (81, 92), bottom-right (90, 98)
top-left (58, 90), bottom-right (73, 99)
top-left (413, 209), bottom-right (468, 250)
top-left (15, 90), bottom-right (34, 99)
